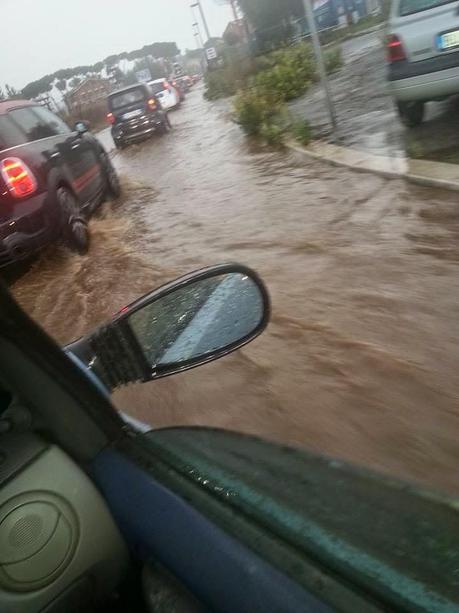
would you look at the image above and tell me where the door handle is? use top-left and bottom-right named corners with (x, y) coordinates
top-left (71, 143), bottom-right (81, 150)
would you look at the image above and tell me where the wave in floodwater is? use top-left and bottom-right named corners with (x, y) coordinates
top-left (11, 179), bottom-right (174, 343)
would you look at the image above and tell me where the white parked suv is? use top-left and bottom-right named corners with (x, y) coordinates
top-left (386, 0), bottom-right (459, 126)
top-left (148, 79), bottom-right (181, 111)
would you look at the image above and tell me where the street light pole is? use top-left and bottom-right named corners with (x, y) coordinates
top-left (192, 21), bottom-right (204, 48)
top-left (230, 0), bottom-right (238, 21)
top-left (302, 0), bottom-right (337, 132)
top-left (191, 1), bottom-right (211, 43)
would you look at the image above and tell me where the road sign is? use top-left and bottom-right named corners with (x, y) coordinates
top-left (173, 62), bottom-right (184, 77)
top-left (136, 69), bottom-right (152, 83)
top-left (205, 47), bottom-right (218, 61)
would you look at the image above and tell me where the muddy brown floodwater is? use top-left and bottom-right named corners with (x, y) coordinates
top-left (10, 87), bottom-right (459, 494)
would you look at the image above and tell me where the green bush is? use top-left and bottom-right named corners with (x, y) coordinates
top-left (205, 70), bottom-right (239, 100)
top-left (291, 118), bottom-right (312, 146)
top-left (325, 48), bottom-right (343, 75)
top-left (260, 121), bottom-right (285, 146)
top-left (204, 58), bottom-right (258, 101)
top-left (205, 43), bottom-right (317, 103)
top-left (253, 44), bottom-right (315, 102)
top-left (233, 89), bottom-right (283, 136)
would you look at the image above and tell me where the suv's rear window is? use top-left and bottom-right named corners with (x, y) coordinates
top-left (399, 0), bottom-right (457, 16)
top-left (109, 88), bottom-right (145, 110)
top-left (0, 116), bottom-right (27, 151)
top-left (149, 82), bottom-right (166, 95)
top-left (0, 106), bottom-right (71, 151)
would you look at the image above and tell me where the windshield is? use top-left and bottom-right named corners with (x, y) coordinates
top-left (109, 87), bottom-right (145, 110)
top-left (2, 0), bottom-right (459, 601)
top-left (399, 0), bottom-right (457, 16)
top-left (149, 82), bottom-right (166, 94)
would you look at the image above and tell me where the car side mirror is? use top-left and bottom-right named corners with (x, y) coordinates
top-left (74, 120), bottom-right (90, 135)
top-left (67, 264), bottom-right (270, 390)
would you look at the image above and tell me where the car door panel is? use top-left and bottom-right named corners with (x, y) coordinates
top-left (91, 447), bottom-right (332, 613)
top-left (63, 134), bottom-right (103, 207)
top-left (92, 427), bottom-right (459, 613)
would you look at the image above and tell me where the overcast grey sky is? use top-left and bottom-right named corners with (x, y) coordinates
top-left (1, 0), bottom-right (233, 89)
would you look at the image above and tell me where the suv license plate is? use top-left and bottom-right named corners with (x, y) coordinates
top-left (122, 109), bottom-right (142, 120)
top-left (438, 30), bottom-right (459, 50)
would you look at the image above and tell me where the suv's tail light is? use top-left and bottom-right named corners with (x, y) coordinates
top-left (387, 35), bottom-right (406, 62)
top-left (147, 98), bottom-right (157, 110)
top-left (1, 157), bottom-right (38, 199)
top-left (107, 112), bottom-right (115, 124)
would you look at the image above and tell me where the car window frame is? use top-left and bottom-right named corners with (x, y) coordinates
top-left (0, 113), bottom-right (28, 151)
top-left (29, 106), bottom-right (71, 137)
top-left (7, 106), bottom-right (58, 143)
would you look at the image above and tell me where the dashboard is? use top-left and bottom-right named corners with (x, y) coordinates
top-left (0, 432), bottom-right (128, 613)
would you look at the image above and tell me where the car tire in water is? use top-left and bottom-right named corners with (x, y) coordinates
top-left (57, 186), bottom-right (90, 255)
top-left (396, 101), bottom-right (425, 128)
top-left (99, 151), bottom-right (121, 199)
top-left (115, 140), bottom-right (125, 150)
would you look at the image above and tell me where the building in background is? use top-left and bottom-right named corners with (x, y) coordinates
top-left (66, 78), bottom-right (111, 113)
top-left (223, 19), bottom-right (249, 46)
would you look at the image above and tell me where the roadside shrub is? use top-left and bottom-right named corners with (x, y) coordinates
top-left (233, 89), bottom-right (283, 136)
top-left (260, 121), bottom-right (285, 146)
top-left (254, 44), bottom-right (315, 102)
top-left (205, 43), bottom-right (317, 103)
top-left (204, 58), bottom-right (257, 101)
top-left (325, 48), bottom-right (343, 75)
top-left (291, 118), bottom-right (312, 146)
top-left (205, 70), bottom-right (239, 100)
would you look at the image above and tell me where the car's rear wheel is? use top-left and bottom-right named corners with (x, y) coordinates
top-left (396, 101), bottom-right (425, 127)
top-left (99, 151), bottom-right (121, 199)
top-left (57, 186), bottom-right (90, 255)
top-left (115, 139), bottom-right (126, 150)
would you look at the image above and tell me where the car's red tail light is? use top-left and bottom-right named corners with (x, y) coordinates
top-left (164, 82), bottom-right (171, 91)
top-left (1, 157), bottom-right (38, 199)
top-left (387, 35), bottom-right (406, 62)
top-left (147, 98), bottom-right (157, 110)
top-left (107, 112), bottom-right (115, 124)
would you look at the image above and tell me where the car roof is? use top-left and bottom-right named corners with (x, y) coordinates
top-left (108, 83), bottom-right (149, 97)
top-left (0, 99), bottom-right (35, 115)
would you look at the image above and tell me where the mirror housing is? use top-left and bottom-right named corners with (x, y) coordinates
top-left (67, 264), bottom-right (270, 390)
top-left (74, 120), bottom-right (90, 135)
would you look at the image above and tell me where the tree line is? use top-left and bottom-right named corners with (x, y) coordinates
top-left (20, 41), bottom-right (180, 100)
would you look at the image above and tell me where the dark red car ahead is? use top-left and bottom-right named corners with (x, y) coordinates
top-left (0, 100), bottom-right (120, 267)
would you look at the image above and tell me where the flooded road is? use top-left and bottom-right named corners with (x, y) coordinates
top-left (11, 87), bottom-right (459, 494)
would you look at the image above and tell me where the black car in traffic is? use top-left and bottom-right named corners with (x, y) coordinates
top-left (107, 84), bottom-right (171, 149)
top-left (0, 100), bottom-right (120, 267)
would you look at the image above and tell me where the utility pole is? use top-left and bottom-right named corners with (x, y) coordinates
top-left (230, 0), bottom-right (238, 21)
top-left (192, 21), bottom-right (204, 48)
top-left (191, 1), bottom-right (211, 43)
top-left (302, 0), bottom-right (337, 132)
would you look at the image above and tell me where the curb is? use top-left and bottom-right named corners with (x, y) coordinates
top-left (287, 141), bottom-right (459, 193)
